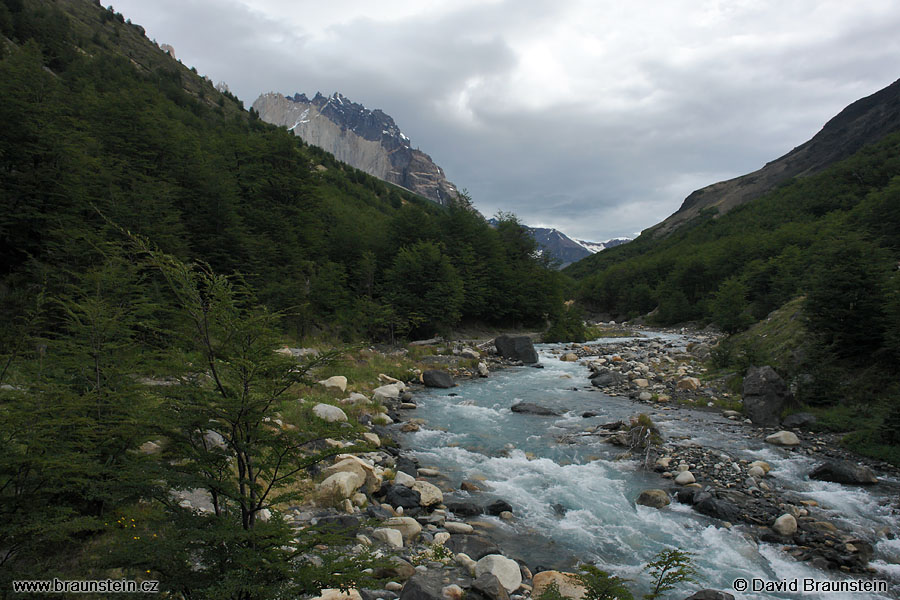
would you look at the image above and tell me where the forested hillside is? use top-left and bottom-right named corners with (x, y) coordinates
top-left (0, 0), bottom-right (563, 344)
top-left (565, 123), bottom-right (900, 462)
top-left (0, 1), bottom-right (566, 595)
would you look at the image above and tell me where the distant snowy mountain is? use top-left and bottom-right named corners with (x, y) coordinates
top-left (488, 219), bottom-right (630, 268)
top-left (253, 91), bottom-right (458, 205)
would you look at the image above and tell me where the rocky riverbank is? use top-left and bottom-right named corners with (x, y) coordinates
top-left (542, 329), bottom-right (899, 579)
top-left (291, 329), bottom-right (898, 600)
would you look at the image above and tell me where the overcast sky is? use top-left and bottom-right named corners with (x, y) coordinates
top-left (114, 0), bottom-right (900, 241)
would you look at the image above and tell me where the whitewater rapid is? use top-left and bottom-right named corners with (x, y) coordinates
top-left (399, 334), bottom-right (900, 600)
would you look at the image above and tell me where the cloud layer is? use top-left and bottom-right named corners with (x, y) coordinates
top-left (114, 0), bottom-right (900, 240)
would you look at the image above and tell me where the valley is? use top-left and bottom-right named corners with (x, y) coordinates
top-left (1, 1), bottom-right (899, 599)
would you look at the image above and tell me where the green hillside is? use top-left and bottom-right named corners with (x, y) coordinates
top-left (0, 1), bottom-right (568, 594)
top-left (565, 124), bottom-right (900, 462)
top-left (0, 0), bottom-right (563, 343)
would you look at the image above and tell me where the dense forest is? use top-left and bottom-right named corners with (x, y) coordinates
top-left (0, 0), bottom-right (568, 596)
top-left (565, 128), bottom-right (900, 462)
top-left (0, 0), bottom-right (565, 344)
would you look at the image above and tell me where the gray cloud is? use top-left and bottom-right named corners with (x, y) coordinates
top-left (114, 0), bottom-right (900, 241)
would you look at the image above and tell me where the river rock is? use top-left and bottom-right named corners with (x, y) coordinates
top-left (532, 571), bottom-right (585, 600)
top-left (674, 471), bottom-right (696, 485)
top-left (334, 454), bottom-right (383, 491)
top-left (475, 555), bottom-right (522, 593)
top-left (399, 571), bottom-right (444, 600)
top-left (765, 431), bottom-right (800, 446)
top-left (478, 362), bottom-right (490, 377)
top-left (384, 484), bottom-right (422, 509)
top-left (395, 456), bottom-right (419, 477)
top-left (372, 527), bottom-right (404, 549)
top-left (694, 495), bottom-right (741, 522)
top-left (590, 372), bottom-right (625, 387)
top-left (683, 591), bottom-right (735, 600)
top-left (485, 499), bottom-right (513, 516)
top-left (636, 489), bottom-right (670, 508)
top-left (423, 370), bottom-right (455, 388)
top-left (444, 521), bottom-right (474, 534)
top-left (634, 378), bottom-right (650, 388)
top-left (313, 403), bottom-right (348, 423)
top-left (742, 366), bottom-right (790, 426)
top-left (411, 481), bottom-right (444, 507)
top-left (383, 516), bottom-right (422, 542)
top-left (454, 553), bottom-right (478, 575)
top-left (318, 375), bottom-right (348, 393)
top-left (676, 377), bottom-right (701, 391)
top-left (318, 471), bottom-right (363, 499)
top-left (445, 535), bottom-right (500, 560)
top-left (748, 460), bottom-right (770, 474)
top-left (394, 470), bottom-right (416, 487)
top-left (809, 460), bottom-right (878, 485)
top-left (510, 402), bottom-right (561, 416)
top-left (782, 412), bottom-right (817, 428)
top-left (560, 352), bottom-right (578, 362)
top-left (442, 585), bottom-right (466, 600)
top-left (773, 513), bottom-right (797, 536)
top-left (747, 465), bottom-right (766, 479)
top-left (494, 335), bottom-right (539, 364)
top-left (472, 573), bottom-right (510, 600)
top-left (374, 383), bottom-right (404, 402)
top-left (444, 500), bottom-right (482, 517)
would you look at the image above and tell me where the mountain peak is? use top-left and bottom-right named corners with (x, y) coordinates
top-left (255, 91), bottom-right (457, 204)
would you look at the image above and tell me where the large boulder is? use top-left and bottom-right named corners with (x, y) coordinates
top-left (384, 484), bottom-right (422, 509)
top-left (693, 495), bottom-right (741, 522)
top-left (485, 499), bottom-right (513, 516)
top-left (471, 573), bottom-right (510, 600)
top-left (809, 460), bottom-right (878, 485)
top-left (532, 571), bottom-right (585, 600)
top-left (494, 335), bottom-right (539, 364)
top-left (590, 372), bottom-right (626, 387)
top-left (510, 402), bottom-right (561, 416)
top-left (444, 535), bottom-right (501, 560)
top-left (313, 403), bottom-right (348, 423)
top-left (474, 555), bottom-right (522, 593)
top-left (382, 516), bottom-right (422, 542)
top-left (765, 430), bottom-right (800, 446)
top-left (331, 454), bottom-right (383, 492)
top-left (636, 489), bottom-right (671, 508)
top-left (676, 377), bottom-right (702, 391)
top-left (772, 513), bottom-right (797, 536)
top-left (373, 384), bottom-right (404, 402)
top-left (318, 375), bottom-right (348, 393)
top-left (444, 500), bottom-right (483, 517)
top-left (318, 471), bottom-right (363, 499)
top-left (422, 370), bottom-right (455, 388)
top-left (399, 571), bottom-right (444, 600)
top-left (742, 366), bottom-right (790, 426)
top-left (411, 480), bottom-right (444, 507)
top-left (372, 527), bottom-right (404, 548)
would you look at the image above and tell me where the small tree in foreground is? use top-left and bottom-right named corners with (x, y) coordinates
top-left (576, 564), bottom-right (634, 600)
top-left (124, 234), bottom-right (383, 600)
top-left (642, 549), bottom-right (697, 599)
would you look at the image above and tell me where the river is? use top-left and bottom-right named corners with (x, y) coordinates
top-left (398, 333), bottom-right (900, 599)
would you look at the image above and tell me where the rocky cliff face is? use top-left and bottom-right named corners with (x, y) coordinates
top-left (652, 77), bottom-right (900, 236)
top-left (253, 92), bottom-right (458, 206)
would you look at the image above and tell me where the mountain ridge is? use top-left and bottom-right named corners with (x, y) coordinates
top-left (253, 91), bottom-right (458, 206)
top-left (650, 77), bottom-right (900, 236)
